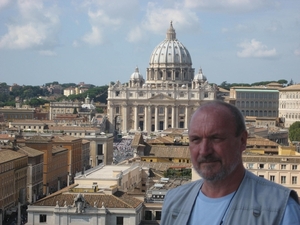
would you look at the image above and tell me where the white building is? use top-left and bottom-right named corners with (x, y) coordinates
top-left (278, 84), bottom-right (300, 128)
top-left (107, 22), bottom-right (217, 135)
top-left (26, 190), bottom-right (144, 225)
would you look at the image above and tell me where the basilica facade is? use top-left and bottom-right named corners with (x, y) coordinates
top-left (107, 22), bottom-right (217, 135)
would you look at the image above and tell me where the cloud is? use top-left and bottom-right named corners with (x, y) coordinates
top-left (184, 0), bottom-right (277, 13)
top-left (126, 26), bottom-right (144, 43)
top-left (0, 0), bottom-right (60, 51)
top-left (295, 48), bottom-right (300, 57)
top-left (82, 26), bottom-right (103, 45)
top-left (0, 0), bottom-right (11, 11)
top-left (237, 39), bottom-right (278, 58)
top-left (78, 0), bottom-right (138, 45)
top-left (143, 2), bottom-right (200, 34)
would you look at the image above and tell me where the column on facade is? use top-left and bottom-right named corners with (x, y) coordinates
top-left (185, 106), bottom-right (189, 129)
top-left (134, 105), bottom-right (138, 131)
top-left (172, 106), bottom-right (176, 128)
top-left (155, 106), bottom-right (158, 131)
top-left (144, 105), bottom-right (148, 132)
top-left (109, 103), bottom-right (114, 132)
top-left (122, 104), bottom-right (128, 133)
top-left (164, 106), bottom-right (168, 130)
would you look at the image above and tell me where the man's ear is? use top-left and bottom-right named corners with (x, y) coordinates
top-left (240, 130), bottom-right (248, 151)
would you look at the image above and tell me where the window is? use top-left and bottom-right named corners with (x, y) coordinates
top-left (116, 217), bottom-right (124, 225)
top-left (139, 106), bottom-right (144, 114)
top-left (116, 106), bottom-right (119, 114)
top-left (292, 176), bottom-right (297, 184)
top-left (270, 175), bottom-right (275, 182)
top-left (116, 91), bottom-right (120, 96)
top-left (97, 144), bottom-right (103, 155)
top-left (281, 164), bottom-right (286, 170)
top-left (269, 164), bottom-right (275, 170)
top-left (259, 175), bottom-right (264, 178)
top-left (281, 176), bottom-right (286, 184)
top-left (159, 107), bottom-right (164, 114)
top-left (156, 211), bottom-right (162, 220)
top-left (292, 165), bottom-right (298, 170)
top-left (259, 164), bottom-right (264, 169)
top-left (39, 214), bottom-right (47, 223)
top-left (145, 211), bottom-right (152, 220)
top-left (247, 163), bottom-right (254, 169)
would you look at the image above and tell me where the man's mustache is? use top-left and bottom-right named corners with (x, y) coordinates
top-left (197, 155), bottom-right (221, 163)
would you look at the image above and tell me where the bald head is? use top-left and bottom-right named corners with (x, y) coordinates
top-left (189, 101), bottom-right (246, 137)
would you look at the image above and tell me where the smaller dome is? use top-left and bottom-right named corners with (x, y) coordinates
top-left (193, 68), bottom-right (207, 82)
top-left (130, 67), bottom-right (143, 80)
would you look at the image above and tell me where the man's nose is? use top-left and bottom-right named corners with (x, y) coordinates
top-left (199, 139), bottom-right (213, 156)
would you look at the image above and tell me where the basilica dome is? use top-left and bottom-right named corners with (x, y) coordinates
top-left (193, 68), bottom-right (207, 82)
top-left (149, 22), bottom-right (192, 66)
top-left (130, 67), bottom-right (143, 80)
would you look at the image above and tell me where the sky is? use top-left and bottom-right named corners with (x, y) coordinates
top-left (0, 0), bottom-right (299, 87)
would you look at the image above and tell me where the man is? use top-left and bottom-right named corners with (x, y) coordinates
top-left (161, 101), bottom-right (300, 225)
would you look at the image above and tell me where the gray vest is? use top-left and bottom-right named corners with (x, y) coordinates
top-left (161, 170), bottom-right (299, 225)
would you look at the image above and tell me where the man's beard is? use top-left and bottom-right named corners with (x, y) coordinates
top-left (195, 154), bottom-right (241, 182)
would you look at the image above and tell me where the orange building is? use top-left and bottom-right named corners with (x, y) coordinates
top-left (25, 136), bottom-right (68, 196)
top-left (52, 135), bottom-right (83, 182)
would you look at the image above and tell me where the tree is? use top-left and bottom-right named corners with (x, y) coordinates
top-left (288, 79), bottom-right (294, 86)
top-left (277, 79), bottom-right (288, 85)
top-left (289, 121), bottom-right (300, 142)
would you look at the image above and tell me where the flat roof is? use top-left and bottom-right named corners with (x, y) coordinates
top-left (77, 165), bottom-right (134, 179)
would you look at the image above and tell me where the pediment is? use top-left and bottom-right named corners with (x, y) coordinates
top-left (149, 93), bottom-right (174, 100)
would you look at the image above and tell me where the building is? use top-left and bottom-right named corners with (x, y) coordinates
top-left (49, 101), bottom-right (81, 120)
top-left (25, 136), bottom-right (68, 196)
top-left (278, 84), bottom-right (300, 128)
top-left (52, 135), bottom-right (83, 181)
top-left (0, 147), bottom-right (28, 217)
top-left (82, 139), bottom-right (91, 171)
top-left (17, 146), bottom-right (44, 203)
top-left (107, 22), bottom-right (217, 135)
top-left (243, 154), bottom-right (300, 196)
top-left (0, 106), bottom-right (35, 121)
top-left (26, 185), bottom-right (144, 225)
top-left (9, 120), bottom-right (47, 133)
top-left (230, 84), bottom-right (281, 117)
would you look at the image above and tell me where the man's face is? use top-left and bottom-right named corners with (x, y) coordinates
top-left (188, 106), bottom-right (247, 182)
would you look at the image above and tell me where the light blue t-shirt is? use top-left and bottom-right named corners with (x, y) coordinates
top-left (188, 190), bottom-right (235, 225)
top-left (188, 190), bottom-right (300, 225)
